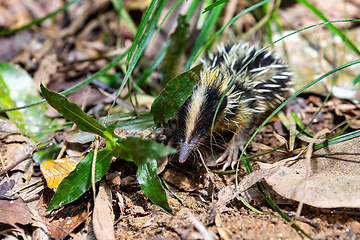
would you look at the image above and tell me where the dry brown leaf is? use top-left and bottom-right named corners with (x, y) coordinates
top-left (273, 131), bottom-right (288, 147)
top-left (238, 167), bottom-right (280, 193)
top-left (334, 104), bottom-right (357, 117)
top-left (33, 53), bottom-right (61, 90)
top-left (35, 188), bottom-right (89, 239)
top-left (0, 119), bottom-right (35, 174)
top-left (93, 179), bottom-right (115, 240)
top-left (346, 115), bottom-right (360, 129)
top-left (307, 95), bottom-right (323, 107)
top-left (217, 185), bottom-right (237, 207)
top-left (216, 184), bottom-right (264, 209)
top-left (251, 142), bottom-right (274, 151)
top-left (0, 198), bottom-right (33, 226)
top-left (259, 136), bottom-right (360, 208)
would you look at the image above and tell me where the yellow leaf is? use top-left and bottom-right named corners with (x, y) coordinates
top-left (40, 157), bottom-right (83, 191)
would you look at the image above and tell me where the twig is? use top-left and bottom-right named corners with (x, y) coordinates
top-left (184, 208), bottom-right (215, 240)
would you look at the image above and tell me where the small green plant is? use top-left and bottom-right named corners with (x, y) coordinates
top-left (41, 83), bottom-right (175, 212)
top-left (41, 63), bottom-right (201, 212)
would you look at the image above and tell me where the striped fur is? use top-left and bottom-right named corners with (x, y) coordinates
top-left (177, 43), bottom-right (292, 164)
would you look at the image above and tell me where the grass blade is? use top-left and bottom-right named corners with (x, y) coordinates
top-left (295, 0), bottom-right (360, 56)
top-left (136, 40), bottom-right (170, 88)
top-left (126, 0), bottom-right (159, 65)
top-left (193, 0), bottom-right (272, 63)
top-left (154, 0), bottom-right (183, 41)
top-left (314, 129), bottom-right (360, 151)
top-left (353, 73), bottom-right (360, 85)
top-left (106, 0), bottom-right (167, 122)
top-left (203, 0), bottom-right (228, 13)
top-left (0, 0), bottom-right (81, 35)
top-left (185, 0), bottom-right (202, 22)
top-left (184, 3), bottom-right (225, 71)
top-left (291, 111), bottom-right (314, 137)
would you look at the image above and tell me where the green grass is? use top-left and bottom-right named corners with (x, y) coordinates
top-left (1, 1), bottom-right (360, 238)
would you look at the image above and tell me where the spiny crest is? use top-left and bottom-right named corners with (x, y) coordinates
top-left (200, 67), bottom-right (231, 94)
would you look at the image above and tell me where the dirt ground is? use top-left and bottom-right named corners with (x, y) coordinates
top-left (100, 142), bottom-right (360, 240)
top-left (1, 0), bottom-right (360, 239)
top-left (112, 195), bottom-right (360, 240)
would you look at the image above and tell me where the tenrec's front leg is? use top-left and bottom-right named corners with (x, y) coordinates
top-left (216, 130), bottom-right (245, 170)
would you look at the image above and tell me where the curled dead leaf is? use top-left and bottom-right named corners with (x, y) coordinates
top-left (93, 180), bottom-right (115, 240)
top-left (259, 136), bottom-right (360, 208)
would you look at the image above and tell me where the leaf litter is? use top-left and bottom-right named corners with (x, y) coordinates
top-left (0, 0), bottom-right (360, 239)
top-left (258, 134), bottom-right (360, 209)
top-left (93, 179), bottom-right (115, 240)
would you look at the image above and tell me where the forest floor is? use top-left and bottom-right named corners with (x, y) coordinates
top-left (1, 0), bottom-right (360, 239)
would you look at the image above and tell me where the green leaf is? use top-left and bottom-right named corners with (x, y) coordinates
top-left (113, 137), bottom-right (175, 213)
top-left (46, 136), bottom-right (176, 212)
top-left (0, 63), bottom-right (55, 141)
top-left (103, 111), bottom-right (155, 133)
top-left (64, 111), bottom-right (155, 143)
top-left (115, 137), bottom-right (177, 166)
top-left (161, 15), bottom-right (189, 84)
top-left (151, 64), bottom-right (201, 125)
top-left (137, 159), bottom-right (172, 213)
top-left (47, 148), bottom-right (114, 211)
top-left (203, 0), bottom-right (228, 13)
top-left (353, 73), bottom-right (360, 86)
top-left (40, 84), bottom-right (115, 144)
